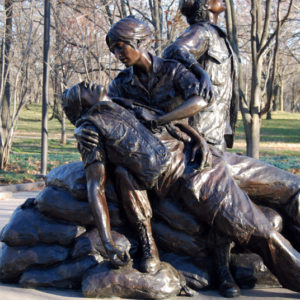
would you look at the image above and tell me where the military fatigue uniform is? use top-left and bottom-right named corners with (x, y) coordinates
top-left (163, 22), bottom-right (238, 148)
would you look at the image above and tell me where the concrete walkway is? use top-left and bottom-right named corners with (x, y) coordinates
top-left (0, 189), bottom-right (299, 299)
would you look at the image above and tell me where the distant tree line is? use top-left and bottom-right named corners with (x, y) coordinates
top-left (0, 0), bottom-right (299, 169)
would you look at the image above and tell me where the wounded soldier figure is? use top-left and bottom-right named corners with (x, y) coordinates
top-left (62, 80), bottom-right (300, 293)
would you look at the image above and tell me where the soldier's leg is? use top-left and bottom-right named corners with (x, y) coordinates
top-left (209, 229), bottom-right (240, 298)
top-left (114, 166), bottom-right (160, 273)
top-left (213, 185), bottom-right (300, 293)
top-left (224, 152), bottom-right (300, 226)
top-left (181, 153), bottom-right (300, 292)
top-left (180, 152), bottom-right (242, 297)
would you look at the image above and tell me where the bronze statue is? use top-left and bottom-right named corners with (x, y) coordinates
top-left (70, 15), bottom-right (300, 297)
top-left (63, 78), bottom-right (300, 295)
top-left (62, 82), bottom-right (131, 268)
top-left (105, 15), bottom-right (214, 274)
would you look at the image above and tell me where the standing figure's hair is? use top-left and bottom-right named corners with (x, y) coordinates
top-left (179, 0), bottom-right (210, 24)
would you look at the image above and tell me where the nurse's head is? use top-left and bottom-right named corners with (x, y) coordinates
top-left (106, 16), bottom-right (152, 67)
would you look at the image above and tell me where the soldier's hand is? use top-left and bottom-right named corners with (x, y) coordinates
top-left (190, 135), bottom-right (212, 169)
top-left (191, 64), bottom-right (214, 101)
top-left (198, 71), bottom-right (213, 102)
top-left (144, 119), bottom-right (163, 134)
top-left (74, 127), bottom-right (99, 151)
top-left (105, 242), bottom-right (131, 268)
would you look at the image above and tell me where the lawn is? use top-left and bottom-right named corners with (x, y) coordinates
top-left (0, 104), bottom-right (80, 184)
top-left (235, 111), bottom-right (300, 144)
top-left (232, 111), bottom-right (300, 174)
top-left (0, 106), bottom-right (299, 184)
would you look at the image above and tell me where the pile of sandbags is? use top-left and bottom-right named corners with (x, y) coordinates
top-left (0, 162), bottom-right (281, 298)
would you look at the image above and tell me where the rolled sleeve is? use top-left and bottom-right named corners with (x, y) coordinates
top-left (76, 122), bottom-right (106, 169)
top-left (107, 79), bottom-right (121, 98)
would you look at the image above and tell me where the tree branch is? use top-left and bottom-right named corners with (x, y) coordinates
top-left (258, 0), bottom-right (293, 59)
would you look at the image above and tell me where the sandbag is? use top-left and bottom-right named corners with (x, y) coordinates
top-left (45, 161), bottom-right (121, 204)
top-left (153, 197), bottom-right (206, 235)
top-left (0, 243), bottom-right (68, 282)
top-left (0, 206), bottom-right (85, 247)
top-left (46, 161), bottom-right (87, 200)
top-left (20, 255), bottom-right (102, 289)
top-left (161, 253), bottom-right (212, 290)
top-left (231, 253), bottom-right (281, 289)
top-left (152, 221), bottom-right (208, 257)
top-left (71, 228), bottom-right (136, 259)
top-left (37, 186), bottom-right (125, 228)
top-left (107, 201), bottom-right (127, 227)
top-left (36, 186), bottom-right (94, 226)
top-left (82, 261), bottom-right (185, 299)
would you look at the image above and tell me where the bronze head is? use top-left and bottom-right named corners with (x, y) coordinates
top-left (179, 0), bottom-right (226, 24)
top-left (106, 16), bottom-right (152, 52)
top-left (62, 81), bottom-right (106, 125)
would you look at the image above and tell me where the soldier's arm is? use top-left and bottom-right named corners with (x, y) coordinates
top-left (77, 122), bottom-right (130, 267)
top-left (85, 161), bottom-right (130, 267)
top-left (175, 123), bottom-right (212, 169)
top-left (163, 27), bottom-right (213, 99)
top-left (156, 95), bottom-right (208, 125)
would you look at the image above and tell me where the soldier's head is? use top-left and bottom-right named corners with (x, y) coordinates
top-left (106, 16), bottom-right (152, 67)
top-left (179, 0), bottom-right (226, 25)
top-left (62, 81), bottom-right (107, 125)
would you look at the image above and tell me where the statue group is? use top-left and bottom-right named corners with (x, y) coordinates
top-left (1, 1), bottom-right (300, 298)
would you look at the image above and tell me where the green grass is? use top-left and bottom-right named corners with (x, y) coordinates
top-left (232, 111), bottom-right (300, 174)
top-left (16, 104), bottom-right (75, 135)
top-left (0, 106), bottom-right (299, 184)
top-left (235, 111), bottom-right (300, 143)
top-left (259, 156), bottom-right (299, 171)
top-left (0, 104), bottom-right (80, 184)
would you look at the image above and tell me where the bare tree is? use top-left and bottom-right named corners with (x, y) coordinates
top-left (0, 0), bottom-right (42, 169)
top-left (0, 0), bottom-right (13, 169)
top-left (225, 0), bottom-right (294, 158)
top-left (225, 0), bottom-right (253, 154)
top-left (248, 0), bottom-right (293, 158)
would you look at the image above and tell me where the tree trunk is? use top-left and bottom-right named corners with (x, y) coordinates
top-left (119, 0), bottom-right (127, 18)
top-left (242, 0), bottom-right (293, 158)
top-left (250, 113), bottom-right (261, 158)
top-left (225, 0), bottom-right (252, 152)
top-left (149, 0), bottom-right (163, 56)
top-left (41, 0), bottom-right (50, 175)
top-left (249, 50), bottom-right (263, 159)
top-left (280, 81), bottom-right (284, 111)
top-left (0, 0), bottom-right (13, 169)
top-left (61, 111), bottom-right (66, 144)
top-left (250, 79), bottom-right (262, 159)
top-left (54, 0), bottom-right (66, 145)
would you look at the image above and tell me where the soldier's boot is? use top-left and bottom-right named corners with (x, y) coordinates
top-left (215, 243), bottom-right (240, 298)
top-left (137, 221), bottom-right (161, 273)
top-left (251, 230), bottom-right (300, 293)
